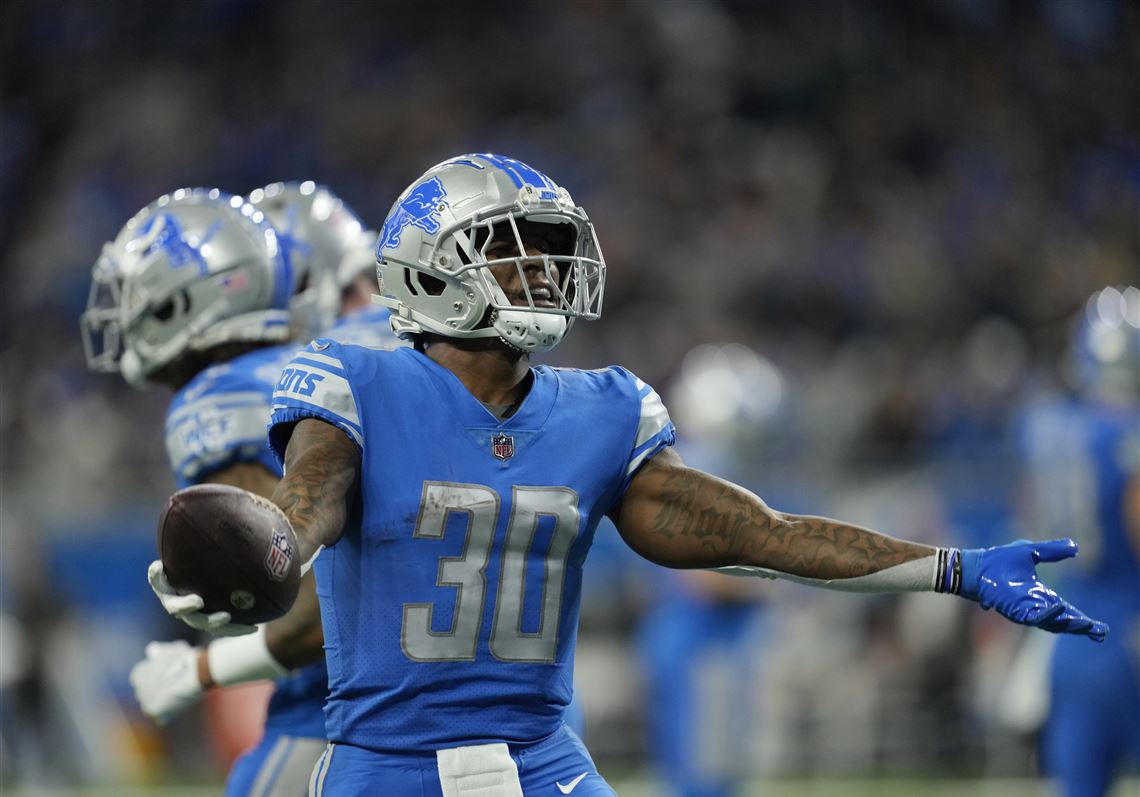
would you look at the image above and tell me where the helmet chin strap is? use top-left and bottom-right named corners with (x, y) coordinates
top-left (492, 309), bottom-right (568, 353)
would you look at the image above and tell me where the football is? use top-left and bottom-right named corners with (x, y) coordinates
top-left (157, 484), bottom-right (301, 625)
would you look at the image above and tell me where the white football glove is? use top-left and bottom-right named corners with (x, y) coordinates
top-left (129, 640), bottom-right (204, 724)
top-left (147, 560), bottom-right (257, 637)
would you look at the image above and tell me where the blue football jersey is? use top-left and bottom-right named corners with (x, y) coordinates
top-left (268, 343), bottom-right (676, 753)
top-left (166, 345), bottom-right (298, 489)
top-left (165, 343), bottom-right (328, 739)
top-left (1019, 396), bottom-right (1140, 627)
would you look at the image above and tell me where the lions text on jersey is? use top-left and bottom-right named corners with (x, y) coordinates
top-left (268, 342), bottom-right (675, 753)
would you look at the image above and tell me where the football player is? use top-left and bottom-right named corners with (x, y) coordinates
top-left (85, 184), bottom-right (396, 797)
top-left (137, 182), bottom-right (596, 753)
top-left (1018, 286), bottom-right (1140, 797)
top-left (151, 154), bottom-right (1107, 796)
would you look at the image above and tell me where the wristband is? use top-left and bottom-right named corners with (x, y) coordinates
top-left (206, 625), bottom-right (289, 687)
top-left (934, 547), bottom-right (962, 595)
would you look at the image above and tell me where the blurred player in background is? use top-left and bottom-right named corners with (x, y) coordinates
top-left (153, 154), bottom-right (1107, 796)
top-left (83, 187), bottom-right (326, 796)
top-left (1017, 286), bottom-right (1140, 797)
top-left (638, 344), bottom-right (783, 797)
top-left (248, 181), bottom-right (398, 350)
top-left (83, 184), bottom-right (397, 796)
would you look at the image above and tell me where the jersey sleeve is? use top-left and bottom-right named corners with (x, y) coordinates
top-left (618, 370), bottom-right (677, 495)
top-left (268, 341), bottom-right (364, 464)
top-left (165, 379), bottom-right (281, 489)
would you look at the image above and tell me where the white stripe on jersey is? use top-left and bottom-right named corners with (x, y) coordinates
top-left (297, 350), bottom-right (346, 370)
top-left (166, 403), bottom-right (276, 473)
top-left (626, 444), bottom-right (659, 478)
top-left (625, 378), bottom-right (673, 477)
top-left (166, 391), bottom-right (267, 425)
top-left (633, 386), bottom-right (671, 450)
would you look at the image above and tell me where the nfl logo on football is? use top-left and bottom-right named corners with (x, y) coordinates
top-left (491, 433), bottom-right (514, 461)
top-left (264, 529), bottom-right (294, 582)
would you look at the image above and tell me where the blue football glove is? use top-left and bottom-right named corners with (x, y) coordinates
top-left (958, 538), bottom-right (1108, 642)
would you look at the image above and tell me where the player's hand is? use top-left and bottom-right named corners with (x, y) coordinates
top-left (129, 640), bottom-right (204, 724)
top-left (147, 560), bottom-right (256, 637)
top-left (960, 539), bottom-right (1108, 641)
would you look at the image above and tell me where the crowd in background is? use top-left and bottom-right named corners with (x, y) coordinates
top-left (1, 0), bottom-right (1135, 789)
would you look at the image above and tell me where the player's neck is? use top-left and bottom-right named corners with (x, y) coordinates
top-left (422, 336), bottom-right (532, 407)
top-left (154, 342), bottom-right (272, 390)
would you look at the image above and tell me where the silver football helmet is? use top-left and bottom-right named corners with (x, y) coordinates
top-left (248, 181), bottom-right (373, 341)
top-left (376, 153), bottom-right (605, 352)
top-left (82, 188), bottom-right (293, 386)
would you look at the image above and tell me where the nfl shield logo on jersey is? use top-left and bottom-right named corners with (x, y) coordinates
top-left (491, 433), bottom-right (515, 461)
top-left (264, 529), bottom-right (295, 582)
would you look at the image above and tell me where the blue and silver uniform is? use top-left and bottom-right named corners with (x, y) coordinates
top-left (269, 342), bottom-right (673, 792)
top-left (1019, 396), bottom-right (1140, 797)
top-left (165, 343), bottom-right (330, 796)
top-left (166, 345), bottom-right (299, 490)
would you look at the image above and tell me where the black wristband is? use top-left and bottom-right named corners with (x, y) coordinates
top-left (935, 548), bottom-right (962, 595)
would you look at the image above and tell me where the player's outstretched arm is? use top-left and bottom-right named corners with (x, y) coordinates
top-left (271, 417), bottom-right (361, 563)
top-left (613, 448), bottom-right (932, 575)
top-left (613, 447), bottom-right (1108, 641)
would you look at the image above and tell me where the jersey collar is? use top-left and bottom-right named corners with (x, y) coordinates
top-left (406, 348), bottom-right (558, 431)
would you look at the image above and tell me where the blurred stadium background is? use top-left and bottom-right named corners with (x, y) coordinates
top-left (1, 0), bottom-right (1136, 795)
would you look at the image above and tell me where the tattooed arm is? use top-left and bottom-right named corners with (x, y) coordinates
top-left (271, 418), bottom-right (362, 563)
top-left (612, 446), bottom-right (941, 590)
top-left (612, 446), bottom-right (1109, 638)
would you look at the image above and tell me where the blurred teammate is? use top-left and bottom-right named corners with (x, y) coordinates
top-left (151, 154), bottom-right (1106, 796)
top-left (1018, 286), bottom-right (1140, 797)
top-left (638, 344), bottom-right (783, 797)
top-left (83, 184), bottom-right (395, 797)
top-left (83, 187), bottom-right (323, 795)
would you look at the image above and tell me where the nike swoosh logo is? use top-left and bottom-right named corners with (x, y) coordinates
top-left (556, 772), bottom-right (588, 794)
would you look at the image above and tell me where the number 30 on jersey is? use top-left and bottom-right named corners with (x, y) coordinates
top-left (402, 482), bottom-right (579, 665)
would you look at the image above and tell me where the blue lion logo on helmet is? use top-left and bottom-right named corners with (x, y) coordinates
top-left (134, 212), bottom-right (222, 276)
top-left (379, 177), bottom-right (447, 251)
